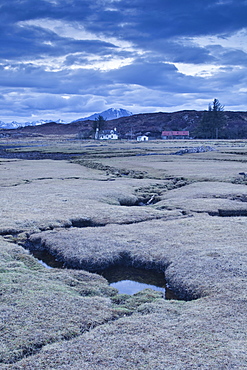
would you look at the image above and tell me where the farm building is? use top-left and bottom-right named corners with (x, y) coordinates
top-left (137, 135), bottom-right (149, 141)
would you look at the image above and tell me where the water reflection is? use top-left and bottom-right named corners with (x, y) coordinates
top-left (100, 265), bottom-right (178, 299)
top-left (29, 250), bottom-right (179, 299)
top-left (111, 280), bottom-right (166, 295)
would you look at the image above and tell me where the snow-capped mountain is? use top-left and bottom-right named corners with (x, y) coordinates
top-left (73, 108), bottom-right (133, 122)
top-left (0, 119), bottom-right (66, 129)
top-left (0, 108), bottom-right (131, 129)
top-left (0, 121), bottom-right (21, 129)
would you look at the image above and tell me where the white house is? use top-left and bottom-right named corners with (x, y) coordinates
top-left (98, 128), bottom-right (118, 140)
top-left (137, 135), bottom-right (149, 141)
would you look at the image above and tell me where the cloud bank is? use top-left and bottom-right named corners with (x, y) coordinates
top-left (0, 0), bottom-right (247, 122)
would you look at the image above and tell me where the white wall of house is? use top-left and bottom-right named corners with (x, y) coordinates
top-left (100, 133), bottom-right (118, 140)
top-left (99, 129), bottom-right (118, 140)
top-left (137, 135), bottom-right (149, 141)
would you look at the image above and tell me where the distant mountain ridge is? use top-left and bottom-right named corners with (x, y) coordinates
top-left (0, 108), bottom-right (132, 129)
top-left (0, 110), bottom-right (246, 139)
top-left (0, 119), bottom-right (66, 129)
top-left (73, 108), bottom-right (133, 122)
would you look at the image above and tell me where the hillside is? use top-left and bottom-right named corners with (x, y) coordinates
top-left (0, 110), bottom-right (247, 139)
top-left (106, 110), bottom-right (247, 139)
top-left (108, 110), bottom-right (202, 138)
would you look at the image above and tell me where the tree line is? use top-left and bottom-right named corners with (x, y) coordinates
top-left (194, 99), bottom-right (247, 139)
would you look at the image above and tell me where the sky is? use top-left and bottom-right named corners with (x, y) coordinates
top-left (0, 0), bottom-right (247, 123)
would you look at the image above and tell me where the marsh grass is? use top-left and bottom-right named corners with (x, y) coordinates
top-left (0, 239), bottom-right (167, 365)
top-left (0, 138), bottom-right (247, 368)
top-left (0, 243), bottom-right (114, 363)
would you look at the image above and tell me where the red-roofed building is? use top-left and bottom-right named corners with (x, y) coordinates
top-left (161, 130), bottom-right (190, 139)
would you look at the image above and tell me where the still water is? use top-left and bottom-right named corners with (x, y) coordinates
top-left (100, 265), bottom-right (178, 299)
top-left (110, 280), bottom-right (165, 295)
top-left (31, 250), bottom-right (178, 299)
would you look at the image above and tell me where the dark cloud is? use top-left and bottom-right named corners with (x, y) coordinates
top-left (107, 61), bottom-right (179, 88)
top-left (0, 64), bottom-right (60, 89)
top-left (141, 40), bottom-right (215, 65)
top-left (207, 45), bottom-right (247, 66)
top-left (83, 0), bottom-right (247, 43)
top-left (0, 23), bottom-right (117, 62)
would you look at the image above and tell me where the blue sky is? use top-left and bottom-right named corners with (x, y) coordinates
top-left (0, 0), bottom-right (247, 122)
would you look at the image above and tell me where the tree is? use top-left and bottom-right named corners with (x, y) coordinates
top-left (195, 99), bottom-right (225, 139)
top-left (93, 115), bottom-right (106, 139)
top-left (209, 98), bottom-right (225, 139)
